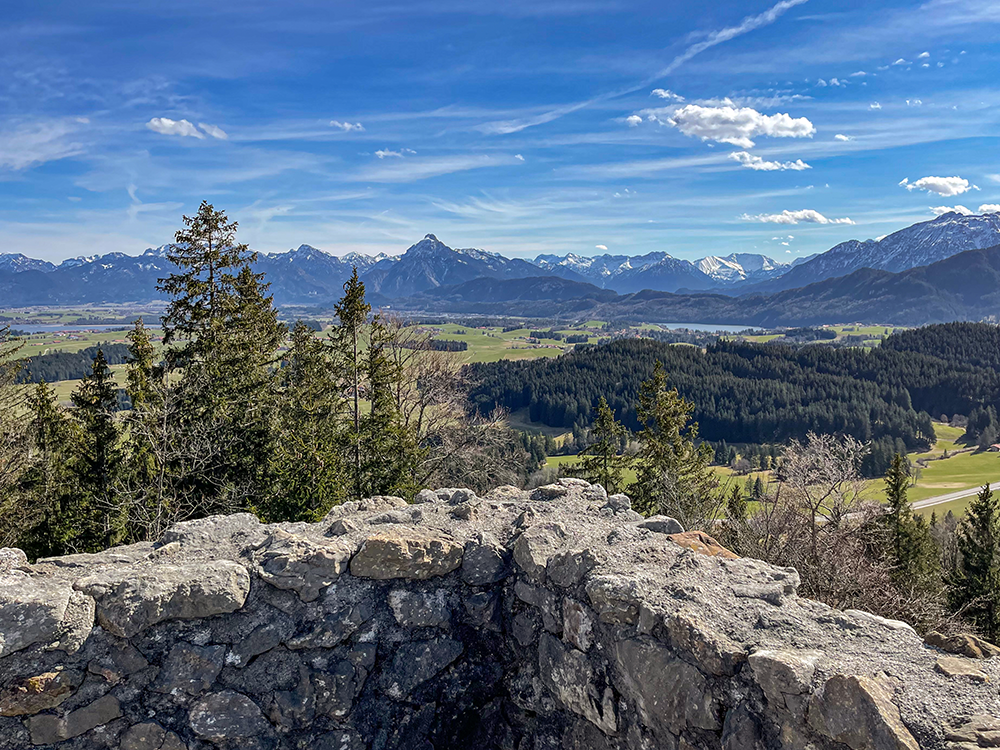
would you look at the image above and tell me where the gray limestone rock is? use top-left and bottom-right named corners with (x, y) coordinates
top-left (636, 515), bottom-right (684, 534)
top-left (152, 642), bottom-right (226, 696)
top-left (460, 533), bottom-right (510, 586)
top-left (349, 529), bottom-right (463, 580)
top-left (74, 560), bottom-right (250, 637)
top-left (256, 530), bottom-right (352, 602)
top-left (382, 638), bottom-right (463, 699)
top-left (808, 674), bottom-right (919, 750)
top-left (27, 694), bottom-right (121, 745)
top-left (388, 588), bottom-right (451, 628)
top-left (189, 690), bottom-right (271, 742)
top-left (513, 523), bottom-right (567, 583)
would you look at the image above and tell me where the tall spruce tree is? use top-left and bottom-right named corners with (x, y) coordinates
top-left (70, 349), bottom-right (124, 551)
top-left (629, 361), bottom-right (718, 527)
top-left (577, 397), bottom-right (629, 493)
top-left (157, 202), bottom-right (282, 514)
top-left (357, 317), bottom-right (420, 499)
top-left (15, 382), bottom-right (79, 558)
top-left (0, 325), bottom-right (27, 507)
top-left (882, 453), bottom-right (941, 598)
top-left (263, 322), bottom-right (348, 522)
top-left (330, 268), bottom-right (371, 501)
top-left (952, 485), bottom-right (1000, 641)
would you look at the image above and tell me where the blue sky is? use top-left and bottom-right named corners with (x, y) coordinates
top-left (2, 0), bottom-right (1000, 263)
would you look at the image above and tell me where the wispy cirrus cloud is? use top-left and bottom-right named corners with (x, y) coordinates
top-left (0, 119), bottom-right (85, 170)
top-left (740, 209), bottom-right (855, 225)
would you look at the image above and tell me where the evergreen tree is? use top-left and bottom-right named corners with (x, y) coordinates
top-left (578, 397), bottom-right (630, 493)
top-left (331, 268), bottom-right (371, 501)
top-left (70, 349), bottom-right (124, 551)
top-left (726, 483), bottom-right (748, 523)
top-left (15, 382), bottom-right (79, 558)
top-left (0, 325), bottom-right (27, 508)
top-left (629, 361), bottom-right (718, 527)
top-left (358, 317), bottom-right (420, 499)
top-left (125, 319), bottom-right (159, 412)
top-left (952, 485), bottom-right (1000, 641)
top-left (263, 322), bottom-right (348, 522)
top-left (157, 202), bottom-right (282, 513)
top-left (882, 453), bottom-right (941, 597)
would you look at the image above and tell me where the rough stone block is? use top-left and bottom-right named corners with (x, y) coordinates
top-left (27, 694), bottom-right (121, 745)
top-left (808, 674), bottom-right (919, 750)
top-left (74, 560), bottom-right (250, 637)
top-left (349, 530), bottom-right (463, 580)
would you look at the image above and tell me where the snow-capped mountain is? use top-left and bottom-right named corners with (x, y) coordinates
top-left (0, 254), bottom-right (56, 273)
top-left (696, 253), bottom-right (789, 284)
top-left (746, 212), bottom-right (1000, 294)
top-left (362, 234), bottom-right (545, 297)
top-left (532, 251), bottom-right (716, 293)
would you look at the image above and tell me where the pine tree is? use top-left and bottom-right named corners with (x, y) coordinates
top-left (70, 349), bottom-right (125, 551)
top-left (0, 325), bottom-right (28, 506)
top-left (884, 453), bottom-right (910, 563)
top-left (330, 268), bottom-right (371, 501)
top-left (15, 382), bottom-right (79, 558)
top-left (577, 397), bottom-right (630, 493)
top-left (952, 485), bottom-right (1000, 641)
top-left (629, 361), bottom-right (718, 527)
top-left (157, 202), bottom-right (282, 514)
top-left (882, 453), bottom-right (940, 589)
top-left (357, 317), bottom-right (421, 499)
top-left (263, 322), bottom-right (348, 522)
top-left (125, 319), bottom-right (159, 412)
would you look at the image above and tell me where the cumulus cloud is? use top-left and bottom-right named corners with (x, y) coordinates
top-left (667, 100), bottom-right (815, 148)
top-left (918, 51), bottom-right (930, 58)
top-left (514, 154), bottom-right (524, 161)
top-left (146, 117), bottom-right (203, 139)
top-left (595, 244), bottom-right (608, 250)
top-left (728, 151), bottom-right (810, 171)
top-left (651, 89), bottom-right (684, 101)
top-left (906, 99), bottom-right (923, 106)
top-left (198, 123), bottom-right (228, 140)
top-left (931, 205), bottom-right (973, 216)
top-left (625, 115), bottom-right (643, 127)
top-left (817, 77), bottom-right (847, 87)
top-left (375, 149), bottom-right (404, 159)
top-left (850, 71), bottom-right (867, 77)
top-left (892, 58), bottom-right (909, 66)
top-left (900, 175), bottom-right (978, 196)
top-left (980, 204), bottom-right (1000, 213)
top-left (740, 209), bottom-right (855, 225)
top-left (330, 120), bottom-right (365, 132)
top-left (834, 134), bottom-right (853, 141)
top-left (870, 102), bottom-right (882, 110)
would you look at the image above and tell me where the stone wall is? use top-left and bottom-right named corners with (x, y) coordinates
top-left (0, 480), bottom-right (996, 749)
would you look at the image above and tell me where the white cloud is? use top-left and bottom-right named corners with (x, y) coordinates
top-left (667, 100), bottom-right (815, 148)
top-left (906, 99), bottom-right (923, 106)
top-left (375, 149), bottom-right (404, 159)
top-left (198, 123), bottom-right (228, 140)
top-left (828, 77), bottom-right (847, 87)
top-left (834, 133), bottom-right (853, 141)
top-left (0, 120), bottom-right (85, 170)
top-left (980, 204), bottom-right (1000, 214)
top-left (892, 58), bottom-right (909, 66)
top-left (931, 205), bottom-right (973, 216)
top-left (870, 102), bottom-right (882, 110)
top-left (728, 151), bottom-right (810, 171)
top-left (651, 89), bottom-right (684, 101)
top-left (625, 114), bottom-right (643, 127)
top-left (330, 120), bottom-right (365, 132)
top-left (595, 244), bottom-right (608, 250)
top-left (815, 79), bottom-right (826, 87)
top-left (514, 154), bottom-right (524, 161)
top-left (986, 174), bottom-right (1000, 184)
top-left (740, 209), bottom-right (855, 225)
top-left (146, 117), bottom-right (203, 139)
top-left (850, 71), bottom-right (867, 77)
top-left (901, 175), bottom-right (977, 196)
top-left (918, 51), bottom-right (930, 59)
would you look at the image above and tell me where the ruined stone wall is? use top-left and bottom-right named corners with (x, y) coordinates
top-left (0, 480), bottom-right (996, 750)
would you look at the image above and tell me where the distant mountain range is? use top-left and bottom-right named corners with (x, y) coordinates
top-left (1, 212), bottom-right (999, 327)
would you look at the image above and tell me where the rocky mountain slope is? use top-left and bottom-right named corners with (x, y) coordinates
top-left (744, 212), bottom-right (1000, 295)
top-left (0, 480), bottom-right (994, 749)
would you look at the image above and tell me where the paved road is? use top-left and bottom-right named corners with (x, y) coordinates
top-left (911, 481), bottom-right (1000, 511)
